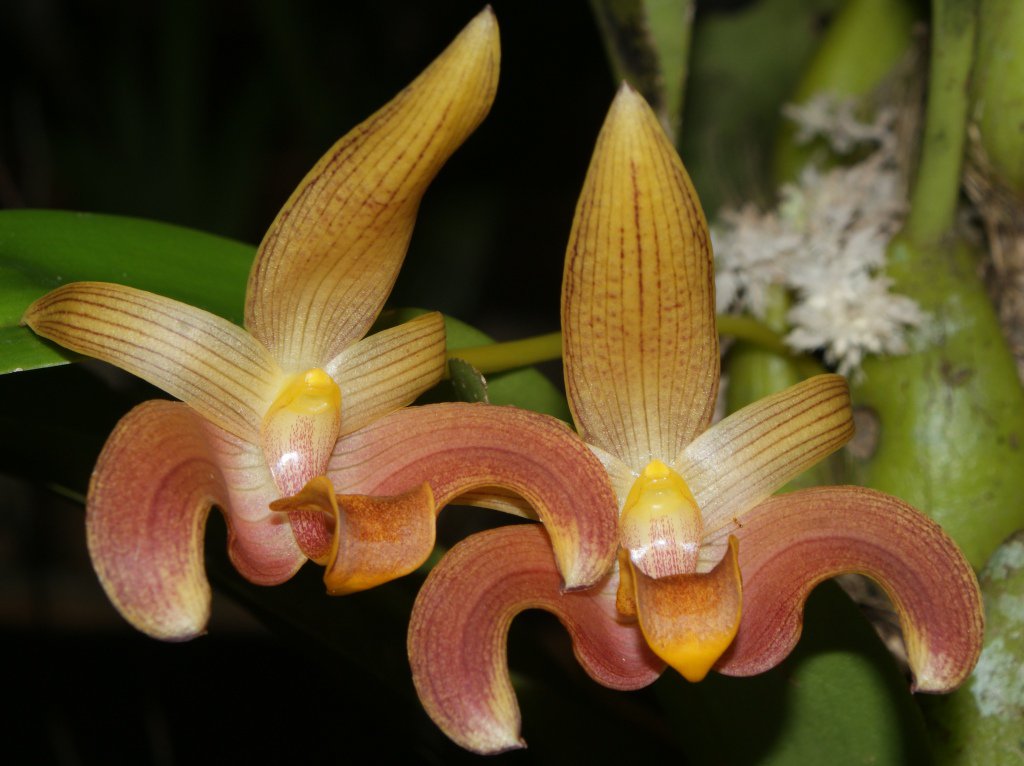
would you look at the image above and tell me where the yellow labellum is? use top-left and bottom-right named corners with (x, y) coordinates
top-left (620, 460), bottom-right (703, 577)
top-left (265, 368), bottom-right (341, 418)
top-left (260, 368), bottom-right (342, 495)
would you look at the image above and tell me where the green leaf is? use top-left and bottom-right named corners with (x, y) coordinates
top-left (0, 209), bottom-right (253, 374)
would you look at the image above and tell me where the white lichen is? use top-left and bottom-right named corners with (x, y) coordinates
top-left (712, 93), bottom-right (925, 377)
top-left (970, 636), bottom-right (1024, 720)
top-left (985, 538), bottom-right (1024, 582)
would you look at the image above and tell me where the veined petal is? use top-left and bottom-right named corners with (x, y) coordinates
top-left (270, 476), bottom-right (436, 595)
top-left (325, 311), bottom-right (446, 437)
top-left (453, 443), bottom-right (635, 519)
top-left (23, 282), bottom-right (281, 441)
top-left (632, 537), bottom-right (742, 682)
top-left (245, 10), bottom-right (500, 370)
top-left (329, 402), bottom-right (619, 589)
top-left (450, 486), bottom-right (539, 519)
top-left (588, 442), bottom-right (637, 507)
top-left (674, 374), bottom-right (853, 563)
top-left (563, 84), bottom-right (718, 470)
top-left (714, 487), bottom-right (983, 692)
top-left (408, 524), bottom-right (663, 755)
top-left (87, 400), bottom-right (304, 641)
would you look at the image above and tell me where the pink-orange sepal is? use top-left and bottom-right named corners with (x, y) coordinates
top-left (87, 400), bottom-right (304, 640)
top-left (329, 402), bottom-right (620, 589)
top-left (714, 486), bottom-right (983, 692)
top-left (408, 524), bottom-right (663, 754)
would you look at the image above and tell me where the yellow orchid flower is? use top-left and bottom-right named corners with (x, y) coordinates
top-left (20, 10), bottom-right (619, 641)
top-left (406, 86), bottom-right (985, 754)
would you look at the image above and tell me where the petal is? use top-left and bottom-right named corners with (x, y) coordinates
top-left (562, 84), bottom-right (718, 469)
top-left (632, 537), bottom-right (743, 682)
top-left (270, 476), bottom-right (436, 595)
top-left (714, 486), bottom-right (983, 692)
top-left (329, 402), bottom-right (619, 589)
top-left (325, 311), bottom-right (446, 437)
top-left (201, 420), bottom-right (308, 584)
top-left (23, 282), bottom-right (281, 441)
top-left (87, 400), bottom-right (304, 641)
top-left (674, 373), bottom-right (853, 565)
top-left (408, 524), bottom-right (663, 755)
top-left (245, 10), bottom-right (500, 370)
top-left (450, 486), bottom-right (539, 519)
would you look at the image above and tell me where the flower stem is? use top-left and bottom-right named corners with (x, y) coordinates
top-left (716, 312), bottom-right (790, 356)
top-left (447, 332), bottom-right (562, 376)
top-left (903, 0), bottom-right (977, 246)
top-left (448, 315), bottom-right (822, 377)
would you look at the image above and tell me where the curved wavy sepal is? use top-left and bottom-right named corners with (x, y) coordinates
top-left (633, 537), bottom-right (742, 682)
top-left (674, 374), bottom-right (853, 568)
top-left (329, 402), bottom-right (619, 589)
top-left (270, 476), bottom-right (435, 595)
top-left (715, 487), bottom-right (983, 692)
top-left (408, 524), bottom-right (663, 754)
top-left (325, 311), bottom-right (446, 437)
top-left (22, 282), bottom-right (282, 441)
top-left (245, 9), bottom-right (500, 370)
top-left (87, 400), bottom-right (304, 640)
top-left (562, 84), bottom-right (718, 469)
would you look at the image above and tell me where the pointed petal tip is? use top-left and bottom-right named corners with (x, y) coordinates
top-left (613, 79), bottom-right (641, 99)
top-left (450, 6), bottom-right (501, 100)
top-left (245, 7), bottom-right (501, 366)
top-left (607, 81), bottom-right (652, 122)
top-left (448, 6), bottom-right (500, 75)
top-left (468, 5), bottom-right (498, 35)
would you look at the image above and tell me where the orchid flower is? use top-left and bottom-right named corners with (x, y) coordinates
top-left (407, 86), bottom-right (985, 754)
top-left (21, 10), bottom-right (618, 641)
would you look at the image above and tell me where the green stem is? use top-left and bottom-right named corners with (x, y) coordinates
top-left (448, 316), bottom-right (824, 378)
top-left (447, 332), bottom-right (562, 376)
top-left (716, 313), bottom-right (789, 355)
top-left (904, 0), bottom-right (977, 246)
top-left (47, 483), bottom-right (87, 505)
